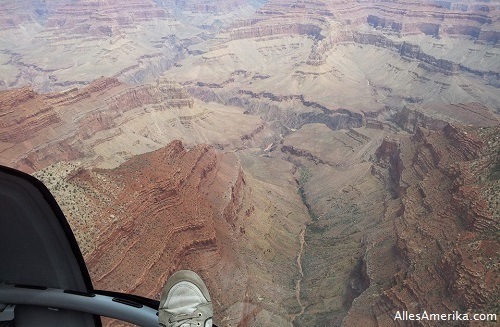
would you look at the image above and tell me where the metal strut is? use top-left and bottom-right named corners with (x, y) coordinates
top-left (0, 283), bottom-right (158, 327)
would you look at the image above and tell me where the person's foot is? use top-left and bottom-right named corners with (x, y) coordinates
top-left (158, 270), bottom-right (213, 327)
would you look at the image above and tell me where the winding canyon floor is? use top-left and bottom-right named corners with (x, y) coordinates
top-left (1, 0), bottom-right (500, 326)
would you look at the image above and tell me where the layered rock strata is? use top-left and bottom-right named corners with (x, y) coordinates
top-left (33, 140), bottom-right (311, 327)
top-left (273, 113), bottom-right (498, 326)
top-left (76, 142), bottom-right (242, 296)
top-left (0, 0), bottom-right (269, 91)
top-left (342, 123), bottom-right (499, 326)
top-left (224, 0), bottom-right (499, 46)
top-left (0, 77), bottom-right (262, 172)
top-left (164, 0), bottom-right (499, 122)
top-left (0, 0), bottom-right (179, 90)
top-left (0, 1), bottom-right (498, 327)
top-left (278, 123), bottom-right (391, 326)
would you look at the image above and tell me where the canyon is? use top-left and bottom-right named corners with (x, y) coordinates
top-left (0, 0), bottom-right (499, 326)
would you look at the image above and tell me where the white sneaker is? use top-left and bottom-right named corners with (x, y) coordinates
top-left (158, 270), bottom-right (213, 327)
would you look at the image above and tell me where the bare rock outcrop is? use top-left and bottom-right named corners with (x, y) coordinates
top-left (229, 22), bottom-right (324, 40)
top-left (166, 0), bottom-right (500, 120)
top-left (0, 87), bottom-right (60, 144)
top-left (345, 123), bottom-right (499, 326)
top-left (228, 0), bottom-right (498, 42)
top-left (0, 78), bottom-right (197, 172)
top-left (77, 141), bottom-right (240, 293)
top-left (1, 2), bottom-right (498, 327)
top-left (31, 138), bottom-right (311, 327)
top-left (62, 141), bottom-right (249, 326)
top-left (1, 0), bottom-right (168, 31)
top-left (174, 0), bottom-right (263, 13)
top-left (392, 103), bottom-right (500, 133)
top-left (0, 0), bottom-right (183, 91)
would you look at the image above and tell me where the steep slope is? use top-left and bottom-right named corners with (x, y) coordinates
top-left (34, 141), bottom-right (250, 326)
top-left (276, 114), bottom-right (498, 326)
top-left (0, 0), bottom-right (267, 91)
top-left (0, 1), bottom-right (498, 326)
top-left (278, 123), bottom-right (394, 326)
top-left (33, 139), bottom-right (311, 326)
top-left (343, 123), bottom-right (499, 326)
top-left (165, 0), bottom-right (499, 122)
top-left (0, 0), bottom-right (183, 90)
top-left (0, 77), bottom-right (264, 172)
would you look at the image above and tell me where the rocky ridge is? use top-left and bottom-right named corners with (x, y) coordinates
top-left (341, 123), bottom-right (499, 326)
top-left (75, 142), bottom-right (241, 296)
top-left (34, 141), bottom-right (249, 325)
top-left (226, 0), bottom-right (499, 43)
top-left (0, 0), bottom-right (178, 90)
top-left (33, 139), bottom-right (311, 327)
top-left (0, 77), bottom-right (263, 172)
top-left (164, 0), bottom-right (499, 122)
top-left (270, 112), bottom-right (498, 326)
top-left (0, 1), bottom-right (499, 326)
top-left (0, 0), bottom-right (269, 91)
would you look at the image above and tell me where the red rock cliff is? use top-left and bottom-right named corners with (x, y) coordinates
top-left (64, 140), bottom-right (251, 327)
top-left (345, 123), bottom-right (499, 326)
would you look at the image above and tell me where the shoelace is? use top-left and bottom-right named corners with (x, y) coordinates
top-left (168, 311), bottom-right (204, 327)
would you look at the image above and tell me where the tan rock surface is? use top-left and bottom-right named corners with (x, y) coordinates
top-left (33, 140), bottom-right (311, 326)
top-left (341, 124), bottom-right (499, 327)
top-left (1, 1), bottom-right (499, 326)
top-left (165, 0), bottom-right (499, 115)
top-left (0, 77), bottom-right (263, 172)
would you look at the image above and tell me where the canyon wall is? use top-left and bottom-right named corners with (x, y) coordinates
top-left (0, 1), bottom-right (498, 326)
top-left (227, 0), bottom-right (499, 42)
top-left (342, 123), bottom-right (499, 326)
top-left (32, 138), bottom-right (312, 326)
top-left (271, 107), bottom-right (498, 326)
top-left (0, 77), bottom-right (265, 174)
